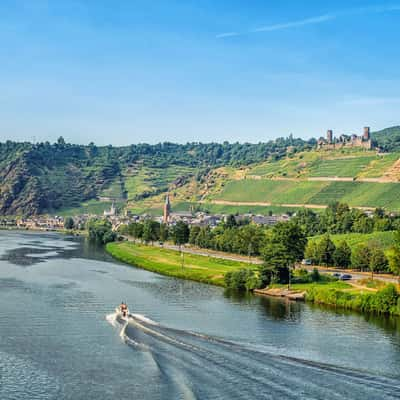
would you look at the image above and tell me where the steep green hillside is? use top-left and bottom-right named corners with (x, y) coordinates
top-left (372, 126), bottom-right (400, 152)
top-left (206, 179), bottom-right (400, 210)
top-left (2, 126), bottom-right (400, 216)
top-left (0, 137), bottom-right (310, 215)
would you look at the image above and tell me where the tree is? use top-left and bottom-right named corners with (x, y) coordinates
top-left (64, 216), bottom-right (74, 230)
top-left (351, 244), bottom-right (371, 271)
top-left (195, 226), bottom-right (213, 248)
top-left (225, 214), bottom-right (237, 229)
top-left (159, 223), bottom-right (169, 242)
top-left (292, 208), bottom-right (319, 236)
top-left (260, 222), bottom-right (307, 286)
top-left (387, 230), bottom-right (400, 283)
top-left (369, 244), bottom-right (388, 279)
top-left (87, 219), bottom-right (116, 244)
top-left (189, 226), bottom-right (201, 245)
top-left (304, 240), bottom-right (319, 264)
top-left (142, 220), bottom-right (160, 244)
top-left (261, 243), bottom-right (292, 285)
top-left (171, 221), bottom-right (190, 246)
top-left (316, 234), bottom-right (336, 266)
top-left (129, 222), bottom-right (144, 240)
top-left (352, 214), bottom-right (374, 234)
top-left (333, 240), bottom-right (351, 268)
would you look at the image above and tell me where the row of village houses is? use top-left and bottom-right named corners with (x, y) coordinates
top-left (0, 210), bottom-right (292, 231)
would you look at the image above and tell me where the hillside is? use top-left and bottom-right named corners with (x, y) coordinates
top-left (0, 137), bottom-right (310, 215)
top-left (2, 127), bottom-right (400, 216)
top-left (128, 146), bottom-right (400, 215)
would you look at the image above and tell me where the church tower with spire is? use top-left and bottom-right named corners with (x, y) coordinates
top-left (163, 194), bottom-right (171, 224)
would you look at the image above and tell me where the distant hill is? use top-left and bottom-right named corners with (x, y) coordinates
top-left (372, 126), bottom-right (400, 152)
top-left (0, 137), bottom-right (311, 215)
top-left (2, 127), bottom-right (400, 216)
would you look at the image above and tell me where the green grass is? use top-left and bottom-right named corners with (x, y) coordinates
top-left (106, 242), bottom-right (255, 286)
top-left (123, 165), bottom-right (195, 201)
top-left (57, 200), bottom-right (124, 216)
top-left (308, 156), bottom-right (377, 177)
top-left (305, 283), bottom-right (400, 316)
top-left (309, 231), bottom-right (396, 251)
top-left (100, 176), bottom-right (125, 199)
top-left (308, 181), bottom-right (400, 209)
top-left (272, 281), bottom-right (351, 291)
top-left (359, 153), bottom-right (399, 178)
top-left (212, 180), bottom-right (328, 204)
top-left (197, 203), bottom-right (320, 215)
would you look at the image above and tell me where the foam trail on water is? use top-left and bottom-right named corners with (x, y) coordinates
top-left (107, 314), bottom-right (400, 400)
top-left (105, 313), bottom-right (118, 328)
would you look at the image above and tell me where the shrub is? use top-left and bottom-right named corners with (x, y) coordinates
top-left (224, 269), bottom-right (260, 291)
top-left (305, 284), bottom-right (399, 315)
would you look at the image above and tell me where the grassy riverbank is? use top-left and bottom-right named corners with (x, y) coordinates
top-left (106, 241), bottom-right (400, 316)
top-left (305, 283), bottom-right (400, 316)
top-left (106, 241), bottom-right (255, 286)
top-left (271, 281), bottom-right (400, 316)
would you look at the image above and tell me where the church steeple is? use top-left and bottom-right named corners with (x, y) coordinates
top-left (163, 193), bottom-right (171, 223)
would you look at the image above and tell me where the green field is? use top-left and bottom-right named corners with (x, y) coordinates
top-left (106, 242), bottom-right (254, 286)
top-left (123, 165), bottom-right (194, 201)
top-left (308, 156), bottom-right (376, 177)
top-left (247, 149), bottom-right (399, 179)
top-left (309, 231), bottom-right (396, 251)
top-left (212, 180), bottom-right (328, 204)
top-left (359, 153), bottom-right (399, 178)
top-left (309, 181), bottom-right (400, 209)
top-left (57, 200), bottom-right (124, 216)
top-left (210, 179), bottom-right (400, 210)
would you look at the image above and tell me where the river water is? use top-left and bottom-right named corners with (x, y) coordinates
top-left (0, 231), bottom-right (399, 400)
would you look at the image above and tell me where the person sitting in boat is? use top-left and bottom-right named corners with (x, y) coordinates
top-left (120, 302), bottom-right (128, 317)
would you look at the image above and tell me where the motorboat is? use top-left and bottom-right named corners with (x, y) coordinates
top-left (115, 302), bottom-right (130, 321)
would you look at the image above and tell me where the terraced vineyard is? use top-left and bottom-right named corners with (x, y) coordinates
top-left (309, 231), bottom-right (396, 251)
top-left (211, 180), bottom-right (328, 204)
top-left (205, 179), bottom-right (400, 210)
top-left (308, 156), bottom-right (377, 177)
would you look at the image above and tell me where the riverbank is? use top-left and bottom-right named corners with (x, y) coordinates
top-left (107, 241), bottom-right (400, 316)
top-left (106, 241), bottom-right (255, 286)
top-left (257, 281), bottom-right (400, 316)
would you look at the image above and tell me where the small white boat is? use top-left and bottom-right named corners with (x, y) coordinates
top-left (115, 302), bottom-right (130, 321)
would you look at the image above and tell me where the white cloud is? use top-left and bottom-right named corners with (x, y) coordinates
top-left (251, 14), bottom-right (335, 33)
top-left (215, 32), bottom-right (239, 39)
top-left (217, 4), bottom-right (400, 39)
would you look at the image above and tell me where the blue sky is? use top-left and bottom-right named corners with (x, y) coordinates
top-left (0, 0), bottom-right (400, 145)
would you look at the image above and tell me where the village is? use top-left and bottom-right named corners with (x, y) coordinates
top-left (0, 195), bottom-right (292, 232)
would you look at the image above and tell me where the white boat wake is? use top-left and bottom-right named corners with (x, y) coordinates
top-left (105, 311), bottom-right (400, 400)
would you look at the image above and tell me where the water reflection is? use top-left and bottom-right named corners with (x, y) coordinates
top-left (0, 232), bottom-right (113, 266)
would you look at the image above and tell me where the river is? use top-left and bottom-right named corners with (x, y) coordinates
top-left (0, 230), bottom-right (399, 399)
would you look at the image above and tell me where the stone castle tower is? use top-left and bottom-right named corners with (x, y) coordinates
top-left (163, 194), bottom-right (171, 224)
top-left (327, 130), bottom-right (333, 144)
top-left (363, 126), bottom-right (370, 140)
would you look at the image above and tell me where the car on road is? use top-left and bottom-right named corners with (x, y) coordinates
top-left (301, 259), bottom-right (312, 266)
top-left (332, 272), bottom-right (341, 278)
top-left (339, 274), bottom-right (352, 281)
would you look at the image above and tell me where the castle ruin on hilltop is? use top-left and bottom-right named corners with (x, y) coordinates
top-left (317, 127), bottom-right (373, 150)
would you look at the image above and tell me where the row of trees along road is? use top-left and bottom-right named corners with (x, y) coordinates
top-left (121, 219), bottom-right (308, 287)
top-left (120, 212), bottom-right (400, 287)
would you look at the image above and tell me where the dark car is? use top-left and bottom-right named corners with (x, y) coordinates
top-left (339, 274), bottom-right (352, 281)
